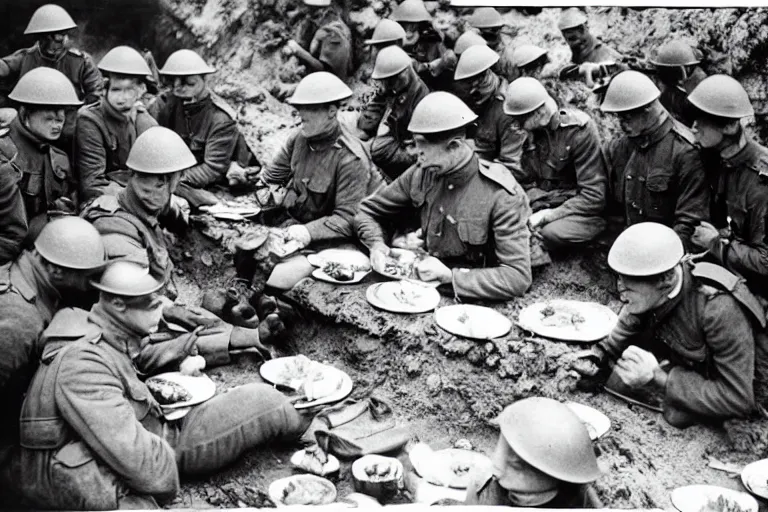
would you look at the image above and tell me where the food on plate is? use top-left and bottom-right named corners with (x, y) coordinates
top-left (146, 378), bottom-right (192, 405)
top-left (540, 303), bottom-right (586, 329)
top-left (179, 355), bottom-right (206, 377)
top-left (365, 462), bottom-right (397, 481)
top-left (382, 250), bottom-right (417, 279)
top-left (700, 495), bottom-right (750, 512)
top-left (322, 261), bottom-right (356, 281)
top-left (352, 455), bottom-right (403, 500)
top-left (393, 281), bottom-right (424, 306)
top-left (277, 354), bottom-right (316, 388)
top-left (275, 355), bottom-right (343, 400)
top-left (281, 478), bottom-right (334, 505)
top-left (290, 446), bottom-right (340, 476)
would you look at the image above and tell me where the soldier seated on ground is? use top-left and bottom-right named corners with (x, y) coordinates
top-left (75, 46), bottom-right (158, 202)
top-left (510, 44), bottom-right (550, 80)
top-left (355, 92), bottom-right (532, 302)
top-left (6, 261), bottom-right (311, 510)
top-left (465, 397), bottom-right (602, 508)
top-left (0, 68), bottom-right (83, 264)
top-left (358, 46), bottom-right (429, 180)
top-left (502, 77), bottom-right (607, 250)
top-left (149, 49), bottom-right (259, 207)
top-left (576, 223), bottom-right (759, 428)
top-left (600, 71), bottom-right (709, 250)
top-left (557, 7), bottom-right (622, 87)
top-left (391, 0), bottom-right (456, 91)
top-left (0, 4), bottom-right (102, 151)
top-left (453, 31), bottom-right (487, 59)
top-left (452, 45), bottom-right (525, 177)
top-left (466, 8), bottom-right (516, 82)
top-left (651, 40), bottom-right (707, 128)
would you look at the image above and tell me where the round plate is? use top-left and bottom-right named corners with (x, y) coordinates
top-left (147, 372), bottom-right (216, 410)
top-left (410, 447), bottom-right (491, 489)
top-left (164, 407), bottom-right (191, 421)
top-left (565, 402), bottom-right (611, 440)
top-left (741, 459), bottom-right (768, 500)
top-left (312, 268), bottom-right (370, 285)
top-left (294, 371), bottom-right (353, 409)
top-left (435, 304), bottom-right (512, 339)
top-left (307, 249), bottom-right (370, 270)
top-left (260, 356), bottom-right (354, 409)
top-left (366, 281), bottom-right (441, 314)
top-left (670, 485), bottom-right (759, 512)
top-left (517, 299), bottom-right (618, 343)
top-left (268, 474), bottom-right (337, 507)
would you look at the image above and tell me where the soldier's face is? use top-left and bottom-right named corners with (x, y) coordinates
top-left (39, 31), bottom-right (70, 56)
top-left (615, 107), bottom-right (649, 137)
top-left (616, 273), bottom-right (668, 314)
top-left (107, 77), bottom-right (142, 113)
top-left (131, 172), bottom-right (176, 213)
top-left (25, 108), bottom-right (66, 141)
top-left (53, 267), bottom-right (100, 294)
top-left (691, 117), bottom-right (726, 149)
top-left (172, 75), bottom-right (206, 101)
top-left (412, 134), bottom-right (462, 173)
top-left (491, 437), bottom-right (559, 496)
top-left (121, 293), bottom-right (165, 335)
top-left (561, 26), bottom-right (587, 51)
top-left (402, 23), bottom-right (420, 45)
top-left (296, 104), bottom-right (336, 138)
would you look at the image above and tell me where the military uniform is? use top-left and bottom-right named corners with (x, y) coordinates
top-left (569, 34), bottom-right (621, 65)
top-left (262, 122), bottom-right (383, 241)
top-left (604, 114), bottom-right (709, 248)
top-left (355, 155), bottom-right (532, 301)
top-left (75, 97), bottom-right (158, 201)
top-left (404, 25), bottom-right (455, 91)
top-left (519, 108), bottom-right (607, 247)
top-left (294, 7), bottom-right (353, 80)
top-left (359, 69), bottom-right (429, 181)
top-left (0, 154), bottom-right (26, 264)
top-left (464, 462), bottom-right (602, 508)
top-left (659, 67), bottom-right (707, 128)
top-left (600, 262), bottom-right (759, 427)
top-left (486, 37), bottom-right (517, 83)
top-left (10, 305), bottom-right (308, 509)
top-left (0, 116), bottom-right (77, 246)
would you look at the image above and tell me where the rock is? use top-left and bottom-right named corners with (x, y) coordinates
top-left (454, 438), bottom-right (474, 450)
top-left (467, 345), bottom-right (485, 366)
top-left (405, 356), bottom-right (423, 376)
top-left (438, 336), bottom-right (474, 357)
top-left (426, 374), bottom-right (442, 395)
top-left (201, 252), bottom-right (214, 266)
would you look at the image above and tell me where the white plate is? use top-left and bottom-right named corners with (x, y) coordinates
top-left (670, 485), bottom-right (759, 512)
top-left (741, 459), bottom-right (768, 500)
top-left (366, 281), bottom-right (441, 314)
top-left (294, 371), bottom-right (353, 409)
top-left (565, 402), bottom-right (611, 440)
top-left (307, 249), bottom-right (371, 270)
top-left (435, 305), bottom-right (512, 339)
top-left (268, 474), bottom-right (337, 507)
top-left (410, 446), bottom-right (491, 489)
top-left (312, 268), bottom-right (370, 285)
top-left (259, 356), bottom-right (353, 409)
top-left (164, 407), bottom-right (192, 421)
top-left (517, 299), bottom-right (618, 343)
top-left (146, 372), bottom-right (216, 410)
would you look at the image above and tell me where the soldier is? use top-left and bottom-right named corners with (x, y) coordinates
top-left (0, 4), bottom-right (102, 148)
top-left (453, 44), bottom-right (525, 177)
top-left (358, 46), bottom-right (429, 180)
top-left (0, 217), bottom-right (105, 469)
top-left (391, 0), bottom-right (456, 91)
top-left (465, 397), bottom-right (602, 507)
top-left (467, 8), bottom-right (515, 82)
top-left (453, 31), bottom-right (487, 58)
top-left (9, 261), bottom-right (310, 509)
top-left (557, 8), bottom-right (622, 86)
top-left (510, 44), bottom-right (550, 79)
top-left (75, 46), bottom-right (158, 202)
top-left (0, 67), bottom-right (82, 263)
top-left (503, 77), bottom-right (607, 249)
top-left (651, 40), bottom-right (707, 128)
top-left (355, 92), bottom-right (532, 301)
top-left (364, 19), bottom-right (406, 62)
top-left (150, 50), bottom-right (258, 206)
top-left (82, 127), bottom-right (278, 361)
top-left (578, 223), bottom-right (759, 427)
top-left (601, 70), bottom-right (709, 249)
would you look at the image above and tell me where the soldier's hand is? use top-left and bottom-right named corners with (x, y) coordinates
top-left (614, 346), bottom-right (659, 388)
top-left (692, 221), bottom-right (720, 250)
top-left (51, 197), bottom-right (77, 215)
top-left (415, 256), bottom-right (452, 284)
top-left (578, 62), bottom-right (603, 87)
top-left (528, 208), bottom-right (553, 230)
top-left (392, 228), bottom-right (425, 251)
top-left (370, 243), bottom-right (391, 274)
top-left (284, 40), bottom-right (301, 56)
top-left (163, 305), bottom-right (220, 330)
top-left (571, 345), bottom-right (607, 376)
top-left (226, 161), bottom-right (249, 187)
top-left (285, 224), bottom-right (312, 249)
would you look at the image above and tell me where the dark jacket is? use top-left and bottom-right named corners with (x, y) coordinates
top-left (605, 113), bottom-right (709, 248)
top-left (570, 34), bottom-right (622, 65)
top-left (658, 67), bottom-right (707, 128)
top-left (404, 24), bottom-right (455, 91)
top-left (355, 155), bottom-right (532, 301)
top-left (262, 122), bottom-right (383, 241)
top-left (75, 98), bottom-right (157, 201)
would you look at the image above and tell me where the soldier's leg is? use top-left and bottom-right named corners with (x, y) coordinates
top-left (539, 215), bottom-right (607, 249)
top-left (174, 383), bottom-right (311, 475)
top-left (371, 135), bottom-right (415, 181)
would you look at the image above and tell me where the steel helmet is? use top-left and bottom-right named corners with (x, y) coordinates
top-left (98, 46), bottom-right (153, 76)
top-left (371, 46), bottom-right (412, 80)
top-left (8, 68), bottom-right (82, 107)
top-left (503, 77), bottom-right (549, 116)
top-left (454, 44), bottom-right (499, 81)
top-left (512, 44), bottom-right (548, 68)
top-left (558, 8), bottom-right (588, 31)
top-left (408, 92), bottom-right (478, 133)
top-left (497, 397), bottom-right (601, 484)
top-left (688, 75), bottom-right (754, 119)
top-left (365, 19), bottom-right (406, 45)
top-left (454, 31), bottom-right (487, 56)
top-left (24, 4), bottom-right (77, 35)
top-left (390, 0), bottom-right (432, 23)
top-left (468, 7), bottom-right (504, 29)
top-left (91, 261), bottom-right (164, 297)
top-left (287, 71), bottom-right (352, 105)
top-left (650, 40), bottom-right (700, 67)
top-left (158, 49), bottom-right (216, 76)
top-left (607, 222), bottom-right (684, 276)
top-left (600, 70), bottom-right (660, 113)
top-left (35, 217), bottom-right (107, 270)
top-left (126, 127), bottom-right (196, 174)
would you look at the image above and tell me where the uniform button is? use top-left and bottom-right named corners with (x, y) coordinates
top-left (631, 201), bottom-right (638, 208)
top-left (626, 175), bottom-right (633, 180)
top-left (448, 184), bottom-right (454, 190)
top-left (638, 176), bottom-right (646, 183)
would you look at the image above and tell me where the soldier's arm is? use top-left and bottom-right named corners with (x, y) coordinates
top-left (304, 152), bottom-right (368, 242)
top-left (54, 345), bottom-right (180, 498)
top-left (491, 116), bottom-right (526, 179)
top-left (672, 146), bottom-right (710, 247)
top-left (547, 121), bottom-right (607, 222)
top-left (664, 294), bottom-right (755, 419)
top-left (79, 53), bottom-right (104, 104)
top-left (597, 307), bottom-right (645, 360)
top-left (354, 170), bottom-right (415, 248)
top-left (712, 199), bottom-right (768, 286)
top-left (261, 130), bottom-right (298, 185)
top-left (0, 49), bottom-right (25, 79)
top-left (357, 91), bottom-right (388, 139)
top-left (0, 167), bottom-right (27, 264)
top-left (89, 216), bottom-right (151, 267)
top-left (293, 39), bottom-right (326, 73)
top-left (452, 190), bottom-right (532, 300)
top-left (181, 118), bottom-right (239, 188)
top-left (74, 116), bottom-right (111, 202)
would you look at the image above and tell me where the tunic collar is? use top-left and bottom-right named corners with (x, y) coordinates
top-left (629, 112), bottom-right (672, 149)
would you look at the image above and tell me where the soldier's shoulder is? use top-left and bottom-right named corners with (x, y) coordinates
top-left (0, 130), bottom-right (17, 160)
top-left (558, 108), bottom-right (591, 128)
top-left (209, 94), bottom-right (238, 121)
top-left (335, 128), bottom-right (372, 163)
top-left (478, 160), bottom-right (523, 197)
top-left (66, 47), bottom-right (86, 59)
top-left (748, 145), bottom-right (768, 183)
top-left (84, 194), bottom-right (122, 214)
top-left (43, 307), bottom-right (99, 341)
top-left (670, 119), bottom-right (697, 147)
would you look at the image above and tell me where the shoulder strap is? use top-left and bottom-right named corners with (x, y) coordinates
top-left (209, 92), bottom-right (238, 121)
top-left (478, 160), bottom-right (521, 196)
top-left (692, 262), bottom-right (766, 327)
top-left (671, 118), bottom-right (697, 146)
